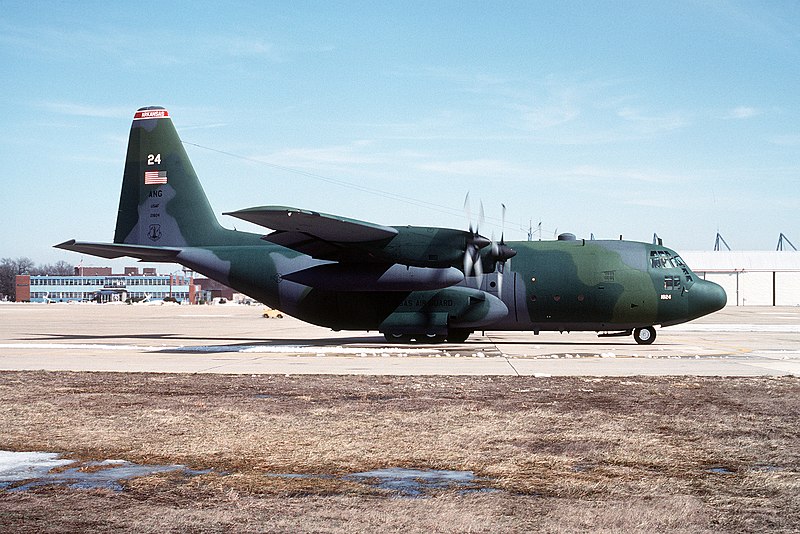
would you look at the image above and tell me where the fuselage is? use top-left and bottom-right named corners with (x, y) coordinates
top-left (171, 229), bottom-right (726, 337)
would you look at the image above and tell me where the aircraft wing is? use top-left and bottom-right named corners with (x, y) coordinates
top-left (54, 240), bottom-right (182, 261)
top-left (224, 206), bottom-right (398, 261)
top-left (224, 206), bottom-right (398, 242)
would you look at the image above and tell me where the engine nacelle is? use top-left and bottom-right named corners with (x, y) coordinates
top-left (283, 263), bottom-right (463, 291)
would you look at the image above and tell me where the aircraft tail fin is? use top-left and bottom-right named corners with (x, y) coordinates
top-left (113, 107), bottom-right (228, 247)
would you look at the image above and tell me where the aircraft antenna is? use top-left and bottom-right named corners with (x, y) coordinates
top-left (777, 233), bottom-right (797, 251)
top-left (714, 232), bottom-right (731, 251)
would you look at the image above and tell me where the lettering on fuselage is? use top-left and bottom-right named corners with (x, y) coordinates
top-left (401, 298), bottom-right (454, 308)
top-left (148, 190), bottom-right (163, 198)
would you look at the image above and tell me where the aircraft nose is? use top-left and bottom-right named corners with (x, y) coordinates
top-left (689, 280), bottom-right (727, 319)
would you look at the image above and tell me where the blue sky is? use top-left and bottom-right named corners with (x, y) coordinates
top-left (2, 1), bottom-right (799, 268)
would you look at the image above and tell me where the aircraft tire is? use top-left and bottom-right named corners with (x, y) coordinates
top-left (384, 333), bottom-right (412, 344)
top-left (446, 329), bottom-right (472, 343)
top-left (633, 326), bottom-right (656, 345)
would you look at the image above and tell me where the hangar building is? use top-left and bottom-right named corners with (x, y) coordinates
top-left (682, 251), bottom-right (800, 306)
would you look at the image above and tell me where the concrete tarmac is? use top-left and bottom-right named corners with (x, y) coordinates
top-left (1, 303), bottom-right (798, 376)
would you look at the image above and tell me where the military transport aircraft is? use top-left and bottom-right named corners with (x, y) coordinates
top-left (56, 107), bottom-right (726, 345)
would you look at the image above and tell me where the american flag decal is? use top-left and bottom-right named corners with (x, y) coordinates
top-left (144, 170), bottom-right (168, 185)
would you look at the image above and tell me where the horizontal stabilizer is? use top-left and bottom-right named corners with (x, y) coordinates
top-left (224, 206), bottom-right (398, 243)
top-left (54, 240), bottom-right (182, 261)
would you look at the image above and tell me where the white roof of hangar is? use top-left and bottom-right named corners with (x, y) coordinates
top-left (680, 251), bottom-right (800, 272)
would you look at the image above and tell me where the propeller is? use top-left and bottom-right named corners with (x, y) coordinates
top-left (462, 193), bottom-right (489, 288)
top-left (488, 204), bottom-right (516, 297)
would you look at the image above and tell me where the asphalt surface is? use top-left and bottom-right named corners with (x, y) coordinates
top-left (1, 303), bottom-right (798, 376)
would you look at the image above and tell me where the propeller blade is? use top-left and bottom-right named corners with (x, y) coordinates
top-left (463, 193), bottom-right (473, 234)
top-left (500, 203), bottom-right (506, 244)
top-left (463, 248), bottom-right (474, 278)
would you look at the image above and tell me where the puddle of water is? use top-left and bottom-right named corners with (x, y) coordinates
top-left (346, 468), bottom-right (489, 496)
top-left (0, 451), bottom-right (210, 492)
top-left (267, 467), bottom-right (494, 497)
top-left (706, 467), bottom-right (735, 475)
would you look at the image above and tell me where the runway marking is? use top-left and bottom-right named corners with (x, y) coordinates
top-left (0, 342), bottom-right (442, 357)
top-left (669, 324), bottom-right (800, 333)
top-left (0, 343), bottom-right (165, 352)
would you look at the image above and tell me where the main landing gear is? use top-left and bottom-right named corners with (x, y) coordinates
top-left (383, 329), bottom-right (472, 344)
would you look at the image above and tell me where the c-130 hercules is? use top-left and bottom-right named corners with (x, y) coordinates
top-left (57, 107), bottom-right (726, 345)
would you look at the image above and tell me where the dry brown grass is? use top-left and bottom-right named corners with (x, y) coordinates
top-left (0, 372), bottom-right (798, 532)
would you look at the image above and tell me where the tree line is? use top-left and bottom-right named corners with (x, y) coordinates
top-left (0, 258), bottom-right (74, 301)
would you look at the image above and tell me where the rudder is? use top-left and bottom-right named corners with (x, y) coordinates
top-left (114, 107), bottom-right (227, 247)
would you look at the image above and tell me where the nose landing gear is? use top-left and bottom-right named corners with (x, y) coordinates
top-left (633, 326), bottom-right (656, 345)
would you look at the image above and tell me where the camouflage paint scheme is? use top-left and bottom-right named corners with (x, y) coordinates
top-left (57, 107), bottom-right (726, 344)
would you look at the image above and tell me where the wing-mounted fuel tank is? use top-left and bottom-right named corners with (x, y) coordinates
top-left (379, 286), bottom-right (508, 337)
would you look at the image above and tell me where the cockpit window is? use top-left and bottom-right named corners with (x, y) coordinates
top-left (650, 250), bottom-right (677, 269)
top-left (651, 251), bottom-right (695, 283)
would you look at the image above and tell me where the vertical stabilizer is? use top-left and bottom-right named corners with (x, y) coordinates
top-left (114, 107), bottom-right (227, 247)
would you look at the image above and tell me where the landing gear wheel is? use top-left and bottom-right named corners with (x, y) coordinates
top-left (384, 333), bottom-right (412, 344)
top-left (633, 326), bottom-right (656, 345)
top-left (446, 329), bottom-right (472, 343)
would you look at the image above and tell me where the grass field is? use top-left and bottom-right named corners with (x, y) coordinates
top-left (1, 371), bottom-right (798, 532)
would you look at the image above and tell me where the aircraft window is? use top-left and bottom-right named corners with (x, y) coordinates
top-left (664, 276), bottom-right (681, 290)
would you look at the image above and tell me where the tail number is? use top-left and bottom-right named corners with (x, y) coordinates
top-left (147, 153), bottom-right (161, 165)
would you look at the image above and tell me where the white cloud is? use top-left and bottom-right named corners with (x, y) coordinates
top-left (38, 101), bottom-right (130, 119)
top-left (417, 159), bottom-right (529, 178)
top-left (616, 107), bottom-right (689, 133)
top-left (769, 134), bottom-right (800, 146)
top-left (522, 104), bottom-right (581, 130)
top-left (724, 106), bottom-right (760, 119)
